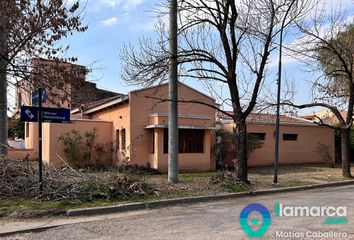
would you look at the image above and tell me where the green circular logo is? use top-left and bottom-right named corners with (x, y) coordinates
top-left (240, 203), bottom-right (271, 238)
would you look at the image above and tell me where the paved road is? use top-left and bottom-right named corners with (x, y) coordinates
top-left (3, 185), bottom-right (354, 240)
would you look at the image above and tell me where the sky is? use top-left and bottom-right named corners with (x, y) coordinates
top-left (8, 0), bottom-right (354, 115)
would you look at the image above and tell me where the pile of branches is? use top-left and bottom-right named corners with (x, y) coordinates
top-left (116, 161), bottom-right (161, 175)
top-left (0, 156), bottom-right (155, 201)
top-left (210, 170), bottom-right (254, 193)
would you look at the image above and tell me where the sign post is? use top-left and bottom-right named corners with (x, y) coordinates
top-left (21, 88), bottom-right (70, 194)
top-left (38, 88), bottom-right (43, 193)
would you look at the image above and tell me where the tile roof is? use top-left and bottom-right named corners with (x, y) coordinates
top-left (218, 112), bottom-right (316, 125)
top-left (71, 94), bottom-right (127, 114)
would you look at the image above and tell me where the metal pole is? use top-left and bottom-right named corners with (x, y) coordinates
top-left (273, 0), bottom-right (296, 185)
top-left (168, 0), bottom-right (178, 184)
top-left (38, 88), bottom-right (43, 192)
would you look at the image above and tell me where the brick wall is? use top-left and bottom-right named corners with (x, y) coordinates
top-left (71, 81), bottom-right (118, 109)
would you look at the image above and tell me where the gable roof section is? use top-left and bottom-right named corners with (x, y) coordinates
top-left (72, 82), bottom-right (215, 115)
top-left (218, 112), bottom-right (317, 126)
top-left (71, 94), bottom-right (128, 114)
top-left (130, 81), bottom-right (216, 101)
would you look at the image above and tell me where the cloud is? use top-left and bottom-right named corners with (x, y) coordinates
top-left (124, 0), bottom-right (144, 9)
top-left (100, 0), bottom-right (144, 9)
top-left (102, 17), bottom-right (118, 26)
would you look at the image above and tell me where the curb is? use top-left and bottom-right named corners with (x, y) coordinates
top-left (0, 225), bottom-right (60, 238)
top-left (67, 179), bottom-right (354, 217)
top-left (1, 180), bottom-right (354, 237)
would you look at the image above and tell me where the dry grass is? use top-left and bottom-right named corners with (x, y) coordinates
top-left (1, 162), bottom-right (353, 217)
top-left (249, 163), bottom-right (354, 189)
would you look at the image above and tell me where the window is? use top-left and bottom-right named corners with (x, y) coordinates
top-left (18, 93), bottom-right (22, 107)
top-left (116, 129), bottom-right (120, 150)
top-left (163, 128), bottom-right (204, 154)
top-left (121, 129), bottom-right (126, 149)
top-left (25, 123), bottom-right (29, 138)
top-left (283, 134), bottom-right (298, 141)
top-left (249, 133), bottom-right (266, 141)
top-left (152, 130), bottom-right (155, 154)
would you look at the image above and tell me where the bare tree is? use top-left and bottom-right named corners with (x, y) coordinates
top-left (283, 8), bottom-right (354, 177)
top-left (121, 0), bottom-right (312, 183)
top-left (0, 0), bottom-right (87, 155)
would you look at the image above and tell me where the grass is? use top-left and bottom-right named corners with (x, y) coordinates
top-left (1, 163), bottom-right (353, 218)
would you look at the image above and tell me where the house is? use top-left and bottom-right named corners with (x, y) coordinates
top-left (70, 82), bottom-right (216, 172)
top-left (23, 82), bottom-right (335, 172)
top-left (219, 113), bottom-right (335, 167)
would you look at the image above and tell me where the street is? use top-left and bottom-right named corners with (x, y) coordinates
top-left (2, 185), bottom-right (354, 240)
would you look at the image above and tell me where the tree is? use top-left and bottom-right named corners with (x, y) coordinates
top-left (8, 118), bottom-right (25, 139)
top-left (121, 0), bottom-right (312, 183)
top-left (0, 0), bottom-right (87, 155)
top-left (214, 129), bottom-right (263, 169)
top-left (284, 9), bottom-right (353, 177)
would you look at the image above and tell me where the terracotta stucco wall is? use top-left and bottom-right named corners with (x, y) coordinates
top-left (129, 83), bottom-right (215, 170)
top-left (90, 103), bottom-right (130, 164)
top-left (25, 122), bottom-right (38, 153)
top-left (27, 120), bottom-right (112, 166)
top-left (149, 128), bottom-right (212, 172)
top-left (221, 122), bottom-right (335, 166)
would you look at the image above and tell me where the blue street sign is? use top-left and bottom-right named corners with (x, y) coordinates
top-left (20, 106), bottom-right (70, 123)
top-left (20, 106), bottom-right (38, 122)
top-left (32, 88), bottom-right (47, 106)
top-left (41, 107), bottom-right (70, 123)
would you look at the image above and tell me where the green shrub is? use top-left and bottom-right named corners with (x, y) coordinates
top-left (58, 128), bottom-right (97, 168)
top-left (8, 118), bottom-right (25, 139)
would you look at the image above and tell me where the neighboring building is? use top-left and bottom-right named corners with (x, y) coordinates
top-left (302, 110), bottom-right (350, 126)
top-left (219, 113), bottom-right (335, 167)
top-left (15, 58), bottom-right (120, 112)
top-left (23, 82), bottom-right (336, 172)
top-left (17, 58), bottom-right (120, 161)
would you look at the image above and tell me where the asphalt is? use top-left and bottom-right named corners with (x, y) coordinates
top-left (1, 184), bottom-right (354, 239)
top-left (0, 181), bottom-right (354, 239)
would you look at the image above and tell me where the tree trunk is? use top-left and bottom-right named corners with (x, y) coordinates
top-left (341, 128), bottom-right (352, 178)
top-left (236, 118), bottom-right (249, 183)
top-left (0, 10), bottom-right (8, 156)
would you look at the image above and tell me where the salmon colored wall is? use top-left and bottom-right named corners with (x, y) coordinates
top-left (221, 122), bottom-right (335, 167)
top-left (25, 122), bottom-right (38, 153)
top-left (28, 120), bottom-right (113, 166)
top-left (8, 149), bottom-right (37, 161)
top-left (154, 129), bottom-right (212, 172)
top-left (129, 83), bottom-right (216, 170)
top-left (90, 103), bottom-right (130, 164)
top-left (149, 115), bottom-right (214, 128)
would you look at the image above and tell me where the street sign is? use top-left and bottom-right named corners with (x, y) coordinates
top-left (20, 106), bottom-right (70, 123)
top-left (41, 107), bottom-right (70, 123)
top-left (32, 88), bottom-right (47, 106)
top-left (20, 106), bottom-right (38, 122)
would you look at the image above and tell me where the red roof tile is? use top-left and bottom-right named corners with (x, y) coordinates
top-left (218, 112), bottom-right (315, 125)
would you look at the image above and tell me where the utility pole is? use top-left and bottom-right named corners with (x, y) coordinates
top-left (168, 0), bottom-right (178, 184)
top-left (274, 0), bottom-right (296, 185)
top-left (0, 2), bottom-right (8, 156)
